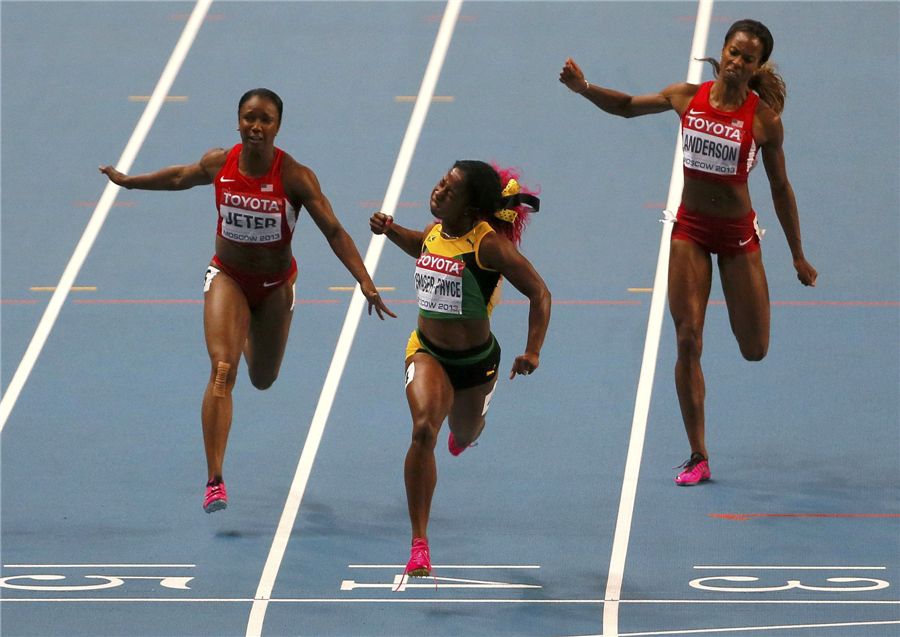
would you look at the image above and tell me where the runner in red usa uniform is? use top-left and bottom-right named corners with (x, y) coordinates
top-left (101, 89), bottom-right (395, 512)
top-left (560, 20), bottom-right (817, 484)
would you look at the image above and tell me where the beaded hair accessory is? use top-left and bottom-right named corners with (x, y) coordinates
top-left (495, 178), bottom-right (540, 223)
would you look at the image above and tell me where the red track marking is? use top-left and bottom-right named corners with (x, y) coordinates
top-left (1, 300), bottom-right (39, 304)
top-left (74, 300), bottom-right (202, 304)
top-left (424, 14), bottom-right (476, 21)
top-left (678, 16), bottom-right (730, 22)
top-left (72, 299), bottom-right (340, 305)
top-left (711, 513), bottom-right (900, 521)
top-left (358, 202), bottom-right (421, 207)
top-left (170, 13), bottom-right (224, 20)
top-left (74, 202), bottom-right (135, 207)
top-left (708, 301), bottom-right (899, 306)
top-left (554, 300), bottom-right (641, 305)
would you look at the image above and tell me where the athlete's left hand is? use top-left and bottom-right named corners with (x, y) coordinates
top-left (362, 284), bottom-right (397, 320)
top-left (510, 352), bottom-right (540, 379)
top-left (794, 257), bottom-right (817, 287)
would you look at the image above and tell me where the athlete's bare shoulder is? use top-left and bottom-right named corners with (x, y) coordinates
top-left (280, 151), bottom-right (322, 203)
top-left (661, 82), bottom-right (701, 116)
top-left (753, 99), bottom-right (783, 146)
top-left (200, 147), bottom-right (228, 179)
top-left (280, 152), bottom-right (314, 181)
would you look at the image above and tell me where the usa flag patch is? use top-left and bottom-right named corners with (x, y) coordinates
top-left (731, 119), bottom-right (743, 129)
top-left (261, 184), bottom-right (273, 192)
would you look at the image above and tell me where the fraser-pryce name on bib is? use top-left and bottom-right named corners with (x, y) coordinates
top-left (682, 116), bottom-right (742, 176)
top-left (415, 253), bottom-right (465, 315)
top-left (220, 192), bottom-right (283, 243)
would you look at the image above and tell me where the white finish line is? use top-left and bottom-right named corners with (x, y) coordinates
top-left (602, 2), bottom-right (713, 637)
top-left (3, 598), bottom-right (898, 605)
top-left (347, 564), bottom-right (540, 569)
top-left (244, 3), bottom-right (463, 636)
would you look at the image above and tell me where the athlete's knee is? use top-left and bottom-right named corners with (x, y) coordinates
top-left (410, 419), bottom-right (439, 450)
top-left (675, 327), bottom-right (704, 360)
top-left (248, 368), bottom-right (278, 391)
top-left (211, 360), bottom-right (237, 397)
top-left (739, 340), bottom-right (768, 362)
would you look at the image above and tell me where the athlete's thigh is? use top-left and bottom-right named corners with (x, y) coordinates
top-left (447, 377), bottom-right (498, 437)
top-left (668, 239), bottom-right (714, 330)
top-left (245, 274), bottom-right (296, 375)
top-left (406, 353), bottom-right (454, 428)
top-left (717, 250), bottom-right (770, 344)
top-left (204, 268), bottom-right (251, 365)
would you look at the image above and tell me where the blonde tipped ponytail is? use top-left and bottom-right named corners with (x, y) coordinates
top-left (749, 63), bottom-right (786, 114)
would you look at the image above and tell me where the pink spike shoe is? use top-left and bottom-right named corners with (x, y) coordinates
top-left (675, 452), bottom-right (710, 486)
top-left (404, 538), bottom-right (432, 577)
top-left (203, 480), bottom-right (228, 513)
top-left (448, 432), bottom-right (477, 457)
top-left (394, 537), bottom-right (437, 591)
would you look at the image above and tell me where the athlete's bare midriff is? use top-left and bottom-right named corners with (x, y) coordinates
top-left (215, 235), bottom-right (293, 274)
top-left (418, 315), bottom-right (491, 351)
top-left (681, 176), bottom-right (753, 218)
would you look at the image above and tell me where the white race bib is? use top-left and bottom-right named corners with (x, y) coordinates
top-left (415, 253), bottom-right (465, 315)
top-left (682, 128), bottom-right (741, 176)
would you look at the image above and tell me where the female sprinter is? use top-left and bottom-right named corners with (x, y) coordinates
top-left (370, 161), bottom-right (550, 577)
top-left (560, 19), bottom-right (817, 485)
top-left (100, 88), bottom-right (395, 512)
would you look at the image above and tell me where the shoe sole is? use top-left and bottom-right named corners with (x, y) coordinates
top-left (406, 568), bottom-right (432, 577)
top-left (204, 499), bottom-right (228, 513)
top-left (675, 477), bottom-right (710, 486)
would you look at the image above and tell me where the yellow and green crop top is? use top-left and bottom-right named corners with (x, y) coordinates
top-left (415, 221), bottom-right (502, 319)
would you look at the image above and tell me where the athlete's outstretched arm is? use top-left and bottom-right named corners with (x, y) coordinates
top-left (98, 148), bottom-right (225, 191)
top-left (559, 58), bottom-right (693, 118)
top-left (284, 158), bottom-right (396, 319)
top-left (478, 233), bottom-right (551, 379)
top-left (758, 111), bottom-right (818, 287)
top-left (370, 213), bottom-right (434, 258)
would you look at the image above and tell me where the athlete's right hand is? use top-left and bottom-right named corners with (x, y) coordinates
top-left (560, 58), bottom-right (588, 93)
top-left (794, 256), bottom-right (818, 287)
top-left (369, 212), bottom-right (394, 235)
top-left (99, 166), bottom-right (130, 188)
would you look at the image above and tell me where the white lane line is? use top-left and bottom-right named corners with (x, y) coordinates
top-left (694, 566), bottom-right (887, 570)
top-left (3, 598), bottom-right (899, 604)
top-left (613, 619), bottom-right (900, 637)
top-left (602, 2), bottom-right (713, 637)
top-left (2, 564), bottom-right (195, 569)
top-left (348, 564), bottom-right (540, 569)
top-left (0, 0), bottom-right (212, 433)
top-left (244, 3), bottom-right (463, 636)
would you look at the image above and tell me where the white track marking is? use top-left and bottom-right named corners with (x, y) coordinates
top-left (244, 3), bottom-right (462, 636)
top-left (347, 564), bottom-right (540, 569)
top-left (2, 598), bottom-right (899, 605)
top-left (694, 566), bottom-right (887, 570)
top-left (2, 564), bottom-right (194, 569)
top-left (0, 0), bottom-right (212, 432)
top-left (565, 619), bottom-right (900, 637)
top-left (602, 2), bottom-right (714, 637)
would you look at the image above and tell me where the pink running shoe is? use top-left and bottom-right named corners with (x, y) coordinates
top-left (675, 452), bottom-right (710, 486)
top-left (448, 432), bottom-right (477, 457)
top-left (404, 538), bottom-right (432, 577)
top-left (204, 480), bottom-right (228, 513)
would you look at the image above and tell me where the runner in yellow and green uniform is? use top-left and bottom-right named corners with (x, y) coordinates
top-left (370, 160), bottom-right (551, 581)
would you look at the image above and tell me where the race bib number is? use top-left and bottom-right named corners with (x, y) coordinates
top-left (415, 253), bottom-right (464, 315)
top-left (682, 128), bottom-right (741, 176)
top-left (220, 205), bottom-right (283, 243)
